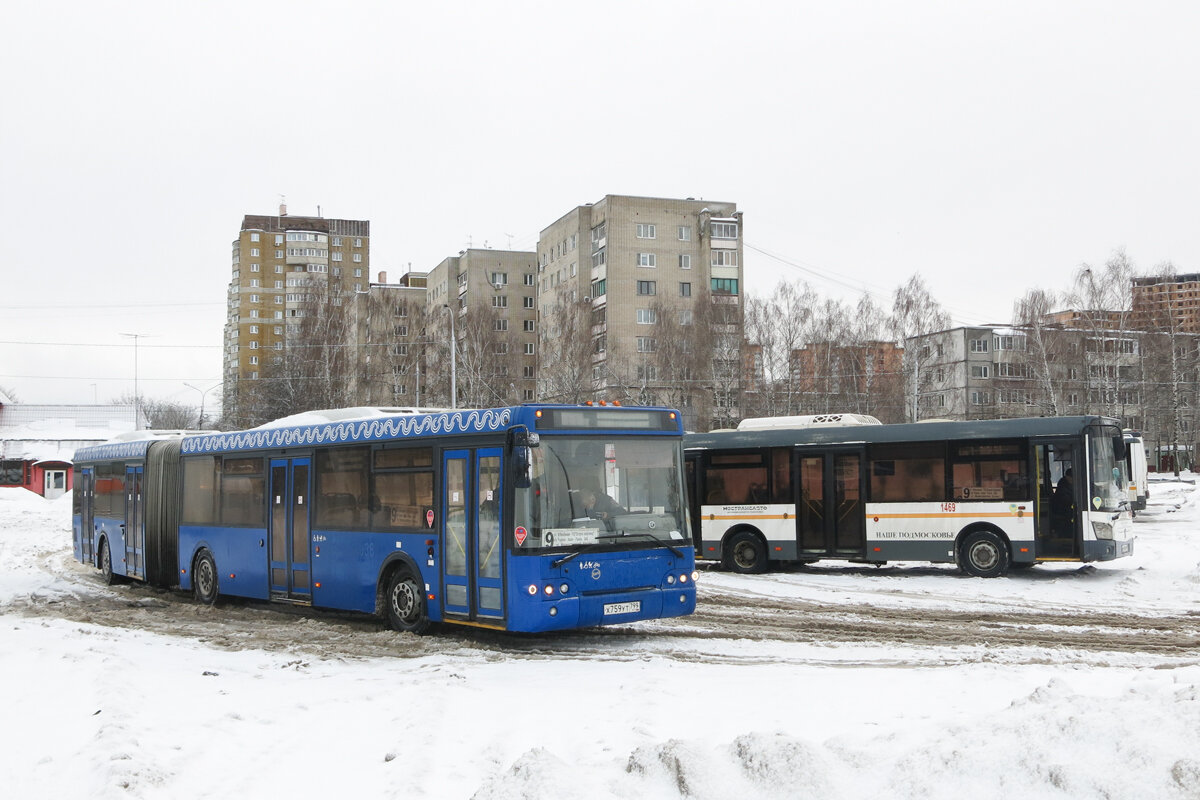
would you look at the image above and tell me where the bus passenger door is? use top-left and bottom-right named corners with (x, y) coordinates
top-left (124, 466), bottom-right (144, 579)
top-left (80, 468), bottom-right (95, 564)
top-left (1034, 442), bottom-right (1080, 558)
top-left (269, 458), bottom-right (313, 602)
top-left (796, 448), bottom-right (865, 557)
top-left (442, 448), bottom-right (506, 624)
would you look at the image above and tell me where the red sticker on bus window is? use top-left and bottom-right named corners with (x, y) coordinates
top-left (515, 526), bottom-right (528, 545)
top-left (426, 509), bottom-right (435, 528)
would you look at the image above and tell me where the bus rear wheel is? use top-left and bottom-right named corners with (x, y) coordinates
top-left (724, 531), bottom-right (768, 574)
top-left (959, 530), bottom-right (1010, 578)
top-left (193, 549), bottom-right (219, 605)
top-left (98, 538), bottom-right (120, 586)
top-left (386, 569), bottom-right (430, 634)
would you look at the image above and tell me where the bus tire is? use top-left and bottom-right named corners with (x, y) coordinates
top-left (98, 538), bottom-right (121, 586)
top-left (193, 549), bottom-right (220, 605)
top-left (959, 530), bottom-right (1010, 578)
top-left (724, 530), bottom-right (768, 574)
top-left (385, 568), bottom-right (430, 634)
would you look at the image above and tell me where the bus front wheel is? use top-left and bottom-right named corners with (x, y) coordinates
top-left (385, 569), bottom-right (430, 634)
top-left (959, 531), bottom-right (1010, 578)
top-left (193, 549), bottom-right (220, 605)
top-left (724, 531), bottom-right (768, 574)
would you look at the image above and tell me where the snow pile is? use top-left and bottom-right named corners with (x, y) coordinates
top-left (3, 482), bottom-right (1200, 798)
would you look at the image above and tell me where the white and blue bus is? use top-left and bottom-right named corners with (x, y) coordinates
top-left (72, 405), bottom-right (696, 633)
top-left (685, 415), bottom-right (1135, 577)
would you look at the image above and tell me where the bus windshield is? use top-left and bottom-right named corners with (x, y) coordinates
top-left (513, 436), bottom-right (689, 551)
top-left (1088, 424), bottom-right (1127, 513)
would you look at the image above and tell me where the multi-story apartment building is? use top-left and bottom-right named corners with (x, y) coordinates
top-left (348, 271), bottom-right (430, 407)
top-left (1133, 272), bottom-right (1200, 333)
top-left (424, 249), bottom-right (538, 407)
top-left (535, 195), bottom-right (743, 430)
top-left (222, 207), bottom-right (370, 426)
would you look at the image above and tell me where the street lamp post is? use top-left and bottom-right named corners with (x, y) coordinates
top-left (184, 382), bottom-right (221, 429)
top-left (119, 332), bottom-right (144, 429)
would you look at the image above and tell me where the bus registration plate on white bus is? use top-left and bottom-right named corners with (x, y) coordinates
top-left (603, 601), bottom-right (641, 616)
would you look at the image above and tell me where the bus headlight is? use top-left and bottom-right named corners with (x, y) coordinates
top-left (666, 574), bottom-right (676, 585)
top-left (544, 584), bottom-right (555, 596)
top-left (691, 571), bottom-right (699, 582)
top-left (1093, 521), bottom-right (1114, 540)
top-left (527, 584), bottom-right (538, 595)
top-left (679, 572), bottom-right (689, 584)
top-left (559, 583), bottom-right (569, 595)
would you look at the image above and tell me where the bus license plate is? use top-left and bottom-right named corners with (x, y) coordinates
top-left (603, 601), bottom-right (641, 616)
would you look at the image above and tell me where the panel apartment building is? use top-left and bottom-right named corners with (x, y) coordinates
top-left (424, 249), bottom-right (539, 408)
top-left (535, 195), bottom-right (744, 430)
top-left (222, 207), bottom-right (371, 427)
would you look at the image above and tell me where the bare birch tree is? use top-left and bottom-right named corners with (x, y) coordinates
top-left (891, 274), bottom-right (951, 421)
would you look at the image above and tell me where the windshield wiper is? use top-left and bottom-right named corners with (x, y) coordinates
top-left (550, 533), bottom-right (685, 568)
top-left (600, 531), bottom-right (685, 558)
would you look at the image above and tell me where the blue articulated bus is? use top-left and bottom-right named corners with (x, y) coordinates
top-left (72, 405), bottom-right (697, 634)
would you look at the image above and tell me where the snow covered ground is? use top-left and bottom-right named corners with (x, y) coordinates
top-left (2, 479), bottom-right (1200, 799)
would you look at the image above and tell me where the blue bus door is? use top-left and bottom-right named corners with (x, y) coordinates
top-left (269, 458), bottom-right (313, 602)
top-left (442, 448), bottom-right (506, 624)
top-left (124, 466), bottom-right (144, 579)
top-left (80, 468), bottom-right (95, 564)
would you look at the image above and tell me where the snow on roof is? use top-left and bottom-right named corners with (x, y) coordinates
top-left (252, 406), bottom-right (448, 430)
top-left (0, 404), bottom-right (146, 463)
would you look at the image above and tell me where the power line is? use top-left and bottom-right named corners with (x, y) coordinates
top-left (0, 340), bottom-right (221, 349)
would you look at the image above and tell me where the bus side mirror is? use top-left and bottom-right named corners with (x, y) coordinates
top-left (514, 447), bottom-right (532, 489)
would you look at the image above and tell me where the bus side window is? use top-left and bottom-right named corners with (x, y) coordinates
top-left (316, 447), bottom-right (369, 529)
top-left (870, 444), bottom-right (945, 502)
top-left (770, 448), bottom-right (792, 503)
top-left (706, 453), bottom-right (767, 504)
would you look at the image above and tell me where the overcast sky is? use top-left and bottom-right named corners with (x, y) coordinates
top-left (2, 1), bottom-right (1197, 408)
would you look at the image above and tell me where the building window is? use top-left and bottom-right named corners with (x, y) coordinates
top-left (711, 250), bottom-right (738, 267)
top-left (591, 249), bottom-right (606, 269)
top-left (354, 238), bottom-right (362, 247)
top-left (638, 253), bottom-right (656, 268)
top-left (679, 254), bottom-right (691, 269)
top-left (524, 342), bottom-right (535, 355)
top-left (495, 319), bottom-right (508, 331)
top-left (492, 295), bottom-right (508, 308)
top-left (711, 278), bottom-right (739, 295)
top-left (332, 237), bottom-right (341, 247)
top-left (710, 221), bottom-right (738, 239)
top-left (637, 308), bottom-right (657, 324)
top-left (592, 279), bottom-right (607, 298)
top-left (970, 338), bottom-right (989, 353)
top-left (523, 319), bottom-right (535, 332)
top-left (523, 296), bottom-right (534, 309)
top-left (637, 280), bottom-right (657, 296)
top-left (353, 254), bottom-right (362, 263)
top-left (251, 263), bottom-right (260, 272)
top-left (524, 273), bottom-right (535, 286)
top-left (970, 365), bottom-right (991, 379)
top-left (678, 226), bottom-right (691, 241)
top-left (491, 272), bottom-right (509, 286)
top-left (250, 233), bottom-right (260, 242)
top-left (495, 342), bottom-right (509, 354)
top-left (636, 223), bottom-right (656, 239)
top-left (636, 337), bottom-right (657, 353)
top-left (680, 282), bottom-right (692, 297)
top-left (970, 390), bottom-right (991, 405)
top-left (637, 365), bottom-right (659, 380)
top-left (523, 388), bottom-right (535, 401)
